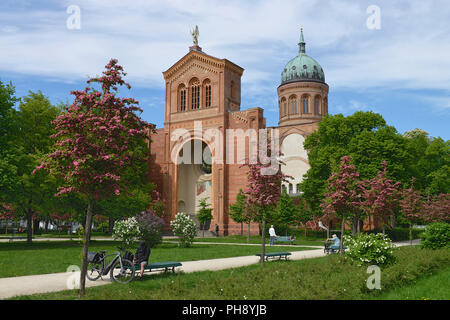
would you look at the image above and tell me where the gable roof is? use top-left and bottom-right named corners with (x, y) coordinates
top-left (162, 49), bottom-right (244, 81)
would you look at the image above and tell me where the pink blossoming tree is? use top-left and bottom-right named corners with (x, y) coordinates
top-left (35, 59), bottom-right (154, 296)
top-left (243, 142), bottom-right (288, 267)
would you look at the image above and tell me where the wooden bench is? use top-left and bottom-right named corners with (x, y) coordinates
top-left (274, 236), bottom-right (296, 244)
top-left (134, 261), bottom-right (182, 273)
top-left (256, 252), bottom-right (291, 261)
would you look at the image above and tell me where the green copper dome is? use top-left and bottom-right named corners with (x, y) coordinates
top-left (281, 29), bottom-right (325, 85)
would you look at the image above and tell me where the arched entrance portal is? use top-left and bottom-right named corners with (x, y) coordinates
top-left (176, 140), bottom-right (213, 217)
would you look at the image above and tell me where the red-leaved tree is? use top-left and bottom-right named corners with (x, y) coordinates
top-left (423, 193), bottom-right (450, 223)
top-left (399, 178), bottom-right (424, 244)
top-left (35, 59), bottom-right (153, 296)
top-left (363, 161), bottom-right (401, 234)
top-left (321, 156), bottom-right (365, 255)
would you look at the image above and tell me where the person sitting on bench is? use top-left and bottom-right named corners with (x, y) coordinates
top-left (327, 234), bottom-right (341, 251)
top-left (134, 240), bottom-right (150, 280)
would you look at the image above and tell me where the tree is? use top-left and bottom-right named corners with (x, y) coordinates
top-left (399, 178), bottom-right (424, 244)
top-left (276, 191), bottom-right (298, 235)
top-left (0, 81), bottom-right (19, 218)
top-left (423, 193), bottom-right (450, 223)
top-left (35, 59), bottom-right (153, 297)
top-left (363, 161), bottom-right (401, 234)
top-left (6, 91), bottom-right (60, 243)
top-left (229, 189), bottom-right (247, 237)
top-left (243, 147), bottom-right (286, 267)
top-left (301, 111), bottom-right (411, 213)
top-left (293, 196), bottom-right (314, 237)
top-left (321, 156), bottom-right (365, 255)
top-left (197, 197), bottom-right (212, 237)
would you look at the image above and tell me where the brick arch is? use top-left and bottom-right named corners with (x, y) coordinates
top-left (280, 127), bottom-right (307, 145)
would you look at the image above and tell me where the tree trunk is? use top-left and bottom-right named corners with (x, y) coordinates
top-left (5, 220), bottom-right (8, 235)
top-left (108, 216), bottom-right (114, 235)
top-left (247, 223), bottom-right (250, 243)
top-left (79, 199), bottom-right (94, 298)
top-left (261, 219), bottom-right (266, 268)
top-left (33, 219), bottom-right (40, 236)
top-left (351, 218), bottom-right (357, 236)
top-left (26, 209), bottom-right (33, 244)
top-left (340, 216), bottom-right (345, 256)
top-left (45, 219), bottom-right (49, 233)
top-left (409, 223), bottom-right (412, 245)
top-left (240, 222), bottom-right (243, 237)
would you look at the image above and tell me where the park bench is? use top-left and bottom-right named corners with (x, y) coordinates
top-left (256, 252), bottom-right (291, 261)
top-left (133, 261), bottom-right (182, 274)
top-left (274, 236), bottom-right (296, 244)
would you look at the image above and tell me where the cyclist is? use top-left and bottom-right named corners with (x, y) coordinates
top-left (134, 240), bottom-right (150, 280)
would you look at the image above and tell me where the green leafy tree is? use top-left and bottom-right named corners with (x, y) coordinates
top-left (197, 197), bottom-right (212, 237)
top-left (0, 81), bottom-right (19, 208)
top-left (301, 111), bottom-right (410, 213)
top-left (6, 91), bottom-right (60, 243)
top-left (276, 190), bottom-right (298, 236)
top-left (229, 189), bottom-right (247, 236)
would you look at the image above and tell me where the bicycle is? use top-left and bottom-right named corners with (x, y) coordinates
top-left (86, 247), bottom-right (135, 284)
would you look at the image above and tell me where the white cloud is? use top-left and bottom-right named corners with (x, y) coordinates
top-left (0, 0), bottom-right (449, 98)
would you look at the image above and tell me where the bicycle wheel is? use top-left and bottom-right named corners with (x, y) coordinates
top-left (110, 259), bottom-right (135, 284)
top-left (86, 262), bottom-right (102, 281)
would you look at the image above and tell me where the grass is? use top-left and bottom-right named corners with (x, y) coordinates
top-left (12, 246), bottom-right (450, 300)
top-left (179, 235), bottom-right (325, 246)
top-left (371, 267), bottom-right (450, 300)
top-left (0, 240), bottom-right (315, 278)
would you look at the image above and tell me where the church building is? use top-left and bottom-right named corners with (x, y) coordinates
top-left (148, 28), bottom-right (329, 235)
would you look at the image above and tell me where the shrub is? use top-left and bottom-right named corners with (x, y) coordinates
top-left (170, 212), bottom-right (197, 247)
top-left (112, 217), bottom-right (141, 249)
top-left (344, 233), bottom-right (397, 266)
top-left (420, 222), bottom-right (450, 249)
top-left (135, 210), bottom-right (165, 248)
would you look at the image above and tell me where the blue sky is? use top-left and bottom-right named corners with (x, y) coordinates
top-left (1, 0), bottom-right (449, 140)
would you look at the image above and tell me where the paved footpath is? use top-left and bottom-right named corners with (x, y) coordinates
top-left (0, 240), bottom-right (419, 300)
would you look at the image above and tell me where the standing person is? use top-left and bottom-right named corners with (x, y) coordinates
top-left (215, 224), bottom-right (219, 237)
top-left (269, 225), bottom-right (277, 246)
top-left (134, 240), bottom-right (150, 280)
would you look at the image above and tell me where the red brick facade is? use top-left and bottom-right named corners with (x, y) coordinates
top-left (149, 45), bottom-right (327, 235)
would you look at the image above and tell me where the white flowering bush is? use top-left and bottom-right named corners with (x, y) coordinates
top-left (113, 217), bottom-right (141, 249)
top-left (344, 233), bottom-right (397, 266)
top-left (170, 212), bottom-right (197, 247)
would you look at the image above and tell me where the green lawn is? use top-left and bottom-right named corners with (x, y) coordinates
top-left (179, 235), bottom-right (325, 246)
top-left (12, 246), bottom-right (450, 300)
top-left (372, 267), bottom-right (450, 300)
top-left (0, 240), bottom-right (315, 278)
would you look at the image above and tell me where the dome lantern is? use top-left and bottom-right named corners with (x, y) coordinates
top-left (281, 28), bottom-right (325, 85)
